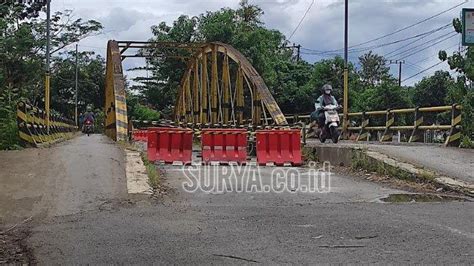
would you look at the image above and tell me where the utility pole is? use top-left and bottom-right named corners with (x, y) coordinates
top-left (296, 44), bottom-right (301, 62)
top-left (283, 44), bottom-right (301, 62)
top-left (343, 0), bottom-right (349, 137)
top-left (389, 60), bottom-right (405, 86)
top-left (75, 43), bottom-right (79, 126)
top-left (45, 0), bottom-right (51, 133)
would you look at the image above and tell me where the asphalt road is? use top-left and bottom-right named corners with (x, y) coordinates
top-left (0, 134), bottom-right (127, 225)
top-left (306, 140), bottom-right (474, 185)
top-left (1, 135), bottom-right (473, 264)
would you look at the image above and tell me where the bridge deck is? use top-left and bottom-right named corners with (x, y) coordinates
top-left (306, 140), bottom-right (474, 185)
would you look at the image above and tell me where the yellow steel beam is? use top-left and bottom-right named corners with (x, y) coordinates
top-left (193, 58), bottom-right (200, 123)
top-left (236, 66), bottom-right (244, 124)
top-left (222, 52), bottom-right (230, 124)
top-left (210, 44), bottom-right (218, 124)
top-left (201, 49), bottom-right (208, 124)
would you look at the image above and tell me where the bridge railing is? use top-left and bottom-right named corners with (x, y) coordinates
top-left (285, 104), bottom-right (462, 147)
top-left (17, 101), bottom-right (77, 147)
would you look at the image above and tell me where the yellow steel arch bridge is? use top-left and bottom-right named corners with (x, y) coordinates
top-left (104, 40), bottom-right (288, 141)
top-left (104, 40), bottom-right (463, 147)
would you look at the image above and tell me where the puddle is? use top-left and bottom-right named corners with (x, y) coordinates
top-left (381, 193), bottom-right (470, 203)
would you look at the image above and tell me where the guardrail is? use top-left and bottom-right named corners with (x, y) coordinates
top-left (17, 101), bottom-right (77, 147)
top-left (285, 104), bottom-right (462, 147)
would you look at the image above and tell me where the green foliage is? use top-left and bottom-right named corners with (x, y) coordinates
top-left (358, 51), bottom-right (390, 86)
top-left (460, 135), bottom-right (474, 149)
top-left (51, 51), bottom-right (106, 118)
top-left (133, 0), bottom-right (291, 116)
top-left (127, 93), bottom-right (161, 121)
top-left (94, 109), bottom-right (105, 133)
top-left (0, 4), bottom-right (103, 149)
top-left (458, 89), bottom-right (474, 140)
top-left (273, 61), bottom-right (314, 113)
top-left (412, 71), bottom-right (453, 107)
top-left (0, 96), bottom-right (21, 150)
top-left (437, 18), bottom-right (474, 142)
top-left (358, 80), bottom-right (410, 111)
top-left (133, 104), bottom-right (161, 121)
top-left (307, 56), bottom-right (360, 104)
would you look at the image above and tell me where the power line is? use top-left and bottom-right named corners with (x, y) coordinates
top-left (288, 0), bottom-right (315, 41)
top-left (384, 23), bottom-right (451, 58)
top-left (399, 32), bottom-right (458, 59)
top-left (402, 60), bottom-right (444, 82)
top-left (302, 0), bottom-right (467, 54)
top-left (410, 42), bottom-right (460, 65)
top-left (347, 27), bottom-right (453, 54)
top-left (387, 30), bottom-right (455, 59)
top-left (302, 24), bottom-right (453, 55)
top-left (405, 62), bottom-right (424, 71)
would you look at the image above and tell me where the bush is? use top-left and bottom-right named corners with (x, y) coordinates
top-left (0, 90), bottom-right (21, 150)
top-left (460, 136), bottom-right (474, 149)
top-left (132, 103), bottom-right (160, 121)
top-left (94, 109), bottom-right (105, 133)
top-left (0, 113), bottom-right (20, 150)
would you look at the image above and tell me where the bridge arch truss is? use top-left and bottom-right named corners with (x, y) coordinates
top-left (105, 40), bottom-right (287, 140)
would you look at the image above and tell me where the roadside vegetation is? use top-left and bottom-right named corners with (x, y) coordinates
top-left (141, 153), bottom-right (161, 190)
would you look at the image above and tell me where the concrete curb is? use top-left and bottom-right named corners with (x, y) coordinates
top-left (125, 149), bottom-right (153, 195)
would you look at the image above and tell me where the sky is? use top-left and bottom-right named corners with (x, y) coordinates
top-left (52, 0), bottom-right (470, 86)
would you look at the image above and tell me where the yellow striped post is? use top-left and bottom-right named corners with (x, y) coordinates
top-left (445, 104), bottom-right (462, 147)
top-left (380, 110), bottom-right (395, 142)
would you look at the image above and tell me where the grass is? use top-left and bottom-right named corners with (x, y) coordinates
top-left (351, 150), bottom-right (415, 181)
top-left (302, 147), bottom-right (318, 163)
top-left (117, 140), bottom-right (161, 191)
top-left (140, 152), bottom-right (160, 190)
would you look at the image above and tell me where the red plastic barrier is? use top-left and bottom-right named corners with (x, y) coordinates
top-left (201, 129), bottom-right (247, 164)
top-left (256, 129), bottom-right (302, 166)
top-left (132, 130), bottom-right (148, 141)
top-left (140, 130), bottom-right (147, 141)
top-left (147, 127), bottom-right (193, 163)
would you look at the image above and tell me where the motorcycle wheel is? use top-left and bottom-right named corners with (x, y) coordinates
top-left (319, 129), bottom-right (326, 143)
top-left (330, 126), bottom-right (339, 143)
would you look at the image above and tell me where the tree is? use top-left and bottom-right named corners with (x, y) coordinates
top-left (439, 18), bottom-right (473, 81)
top-left (358, 51), bottom-right (390, 86)
top-left (272, 61), bottom-right (313, 114)
top-left (133, 1), bottom-right (291, 117)
top-left (1, 1), bottom-right (47, 19)
top-left (0, 4), bottom-right (103, 149)
top-left (412, 70), bottom-right (453, 108)
top-left (50, 51), bottom-right (105, 118)
top-left (357, 79), bottom-right (410, 112)
top-left (309, 56), bottom-right (360, 104)
top-left (0, 5), bottom-right (103, 106)
top-left (438, 17), bottom-right (474, 146)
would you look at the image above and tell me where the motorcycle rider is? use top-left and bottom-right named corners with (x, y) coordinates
top-left (82, 105), bottom-right (95, 132)
top-left (314, 84), bottom-right (339, 129)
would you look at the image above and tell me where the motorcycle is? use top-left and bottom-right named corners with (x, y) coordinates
top-left (83, 120), bottom-right (93, 136)
top-left (319, 104), bottom-right (340, 143)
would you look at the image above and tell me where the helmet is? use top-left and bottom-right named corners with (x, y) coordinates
top-left (321, 84), bottom-right (333, 93)
top-left (86, 105), bottom-right (92, 112)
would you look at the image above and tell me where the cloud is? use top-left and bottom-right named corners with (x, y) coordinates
top-left (52, 0), bottom-right (466, 86)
